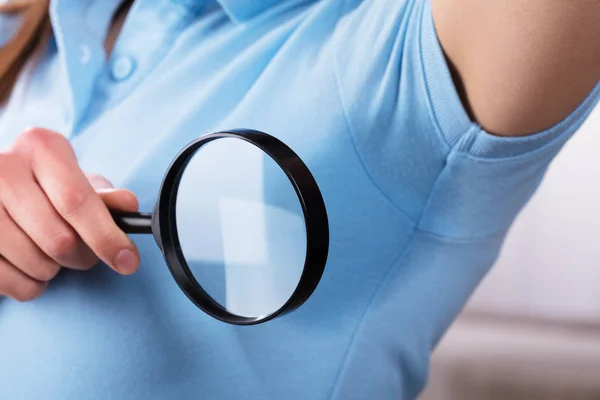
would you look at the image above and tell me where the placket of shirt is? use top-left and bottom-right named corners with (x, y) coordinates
top-left (49, 0), bottom-right (122, 138)
top-left (77, 0), bottom-right (202, 132)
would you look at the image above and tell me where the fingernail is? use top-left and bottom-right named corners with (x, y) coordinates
top-left (114, 249), bottom-right (138, 274)
top-left (96, 188), bottom-right (119, 194)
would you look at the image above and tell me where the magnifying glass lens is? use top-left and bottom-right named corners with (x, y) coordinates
top-left (175, 138), bottom-right (307, 319)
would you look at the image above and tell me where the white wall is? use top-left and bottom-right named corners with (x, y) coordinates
top-left (465, 102), bottom-right (600, 323)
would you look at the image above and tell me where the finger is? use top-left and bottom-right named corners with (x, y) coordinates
top-left (13, 128), bottom-right (139, 275)
top-left (0, 152), bottom-right (97, 270)
top-left (0, 257), bottom-right (46, 302)
top-left (0, 206), bottom-right (62, 281)
top-left (97, 188), bottom-right (139, 212)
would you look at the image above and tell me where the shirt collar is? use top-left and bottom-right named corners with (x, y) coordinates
top-left (215, 0), bottom-right (284, 23)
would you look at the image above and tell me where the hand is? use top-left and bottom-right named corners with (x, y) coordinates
top-left (0, 128), bottom-right (140, 302)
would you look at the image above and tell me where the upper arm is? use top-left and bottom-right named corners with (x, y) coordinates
top-left (432, 0), bottom-right (600, 136)
top-left (332, 0), bottom-right (598, 235)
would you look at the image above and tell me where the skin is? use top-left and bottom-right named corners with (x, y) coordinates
top-left (2, 1), bottom-right (598, 300)
top-left (432, 0), bottom-right (600, 136)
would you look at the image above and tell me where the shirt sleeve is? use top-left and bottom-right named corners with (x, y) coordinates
top-left (333, 0), bottom-right (600, 239)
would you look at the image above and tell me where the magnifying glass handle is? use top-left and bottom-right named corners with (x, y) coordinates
top-left (110, 210), bottom-right (153, 234)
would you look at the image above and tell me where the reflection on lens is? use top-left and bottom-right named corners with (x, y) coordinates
top-left (175, 138), bottom-right (307, 318)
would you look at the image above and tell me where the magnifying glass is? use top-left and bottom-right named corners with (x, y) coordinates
top-left (110, 130), bottom-right (329, 325)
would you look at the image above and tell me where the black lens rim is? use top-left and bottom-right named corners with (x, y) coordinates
top-left (155, 129), bottom-right (329, 325)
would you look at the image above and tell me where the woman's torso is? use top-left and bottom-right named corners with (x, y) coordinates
top-left (0, 0), bottom-right (573, 398)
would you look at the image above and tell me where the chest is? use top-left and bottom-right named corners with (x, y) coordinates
top-left (0, 3), bottom-right (436, 398)
top-left (0, 1), bottom-right (416, 309)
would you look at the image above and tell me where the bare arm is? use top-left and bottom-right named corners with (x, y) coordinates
top-left (432, 0), bottom-right (600, 136)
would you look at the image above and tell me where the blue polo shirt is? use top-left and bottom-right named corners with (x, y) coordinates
top-left (0, 0), bottom-right (598, 399)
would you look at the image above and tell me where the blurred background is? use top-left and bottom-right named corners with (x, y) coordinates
top-left (421, 102), bottom-right (600, 400)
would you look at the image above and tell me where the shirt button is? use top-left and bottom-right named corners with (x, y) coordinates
top-left (79, 45), bottom-right (91, 65)
top-left (110, 56), bottom-right (136, 81)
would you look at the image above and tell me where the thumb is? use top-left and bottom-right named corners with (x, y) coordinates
top-left (86, 173), bottom-right (113, 189)
top-left (97, 188), bottom-right (140, 213)
top-left (86, 173), bottom-right (139, 212)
